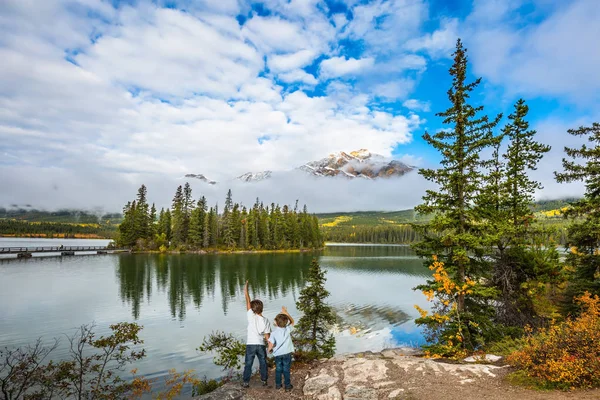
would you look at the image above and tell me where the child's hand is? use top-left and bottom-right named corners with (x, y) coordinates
top-left (282, 306), bottom-right (287, 313)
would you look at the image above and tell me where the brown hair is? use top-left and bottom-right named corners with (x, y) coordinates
top-left (250, 299), bottom-right (263, 314)
top-left (274, 313), bottom-right (289, 328)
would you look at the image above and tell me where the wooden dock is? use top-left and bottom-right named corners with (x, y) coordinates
top-left (0, 246), bottom-right (128, 259)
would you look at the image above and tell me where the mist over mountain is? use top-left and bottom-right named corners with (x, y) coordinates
top-left (186, 149), bottom-right (414, 184)
top-left (0, 148), bottom-right (584, 214)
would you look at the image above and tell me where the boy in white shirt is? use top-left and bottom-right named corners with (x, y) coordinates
top-left (267, 306), bottom-right (295, 392)
top-left (242, 280), bottom-right (271, 388)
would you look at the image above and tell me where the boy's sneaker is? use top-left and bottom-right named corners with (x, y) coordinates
top-left (261, 380), bottom-right (269, 387)
top-left (241, 382), bottom-right (250, 388)
top-left (275, 385), bottom-right (282, 390)
top-left (285, 385), bottom-right (293, 392)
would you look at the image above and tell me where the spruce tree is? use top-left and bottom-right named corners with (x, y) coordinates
top-left (134, 185), bottom-right (150, 240)
top-left (171, 185), bottom-right (184, 245)
top-left (503, 99), bottom-right (551, 240)
top-left (118, 201), bottom-right (137, 248)
top-left (182, 182), bottom-right (193, 243)
top-left (555, 122), bottom-right (600, 308)
top-left (295, 259), bottom-right (336, 358)
top-left (149, 203), bottom-right (157, 238)
top-left (412, 39), bottom-right (501, 354)
top-left (202, 212), bottom-right (210, 248)
top-left (495, 100), bottom-right (552, 326)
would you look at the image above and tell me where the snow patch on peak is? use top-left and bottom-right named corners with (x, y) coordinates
top-left (184, 174), bottom-right (217, 185)
top-left (236, 171), bottom-right (273, 182)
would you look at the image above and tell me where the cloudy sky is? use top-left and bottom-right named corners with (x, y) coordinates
top-left (1, 0), bottom-right (598, 212)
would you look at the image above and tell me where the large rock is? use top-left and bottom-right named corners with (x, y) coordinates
top-left (191, 382), bottom-right (244, 400)
top-left (303, 374), bottom-right (339, 397)
top-left (316, 386), bottom-right (342, 400)
top-left (344, 385), bottom-right (379, 400)
top-left (342, 358), bottom-right (389, 384)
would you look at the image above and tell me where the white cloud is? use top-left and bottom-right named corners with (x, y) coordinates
top-left (465, 0), bottom-right (600, 103)
top-left (268, 49), bottom-right (316, 72)
top-left (372, 79), bottom-right (416, 100)
top-left (278, 70), bottom-right (318, 85)
top-left (402, 99), bottom-right (430, 112)
top-left (320, 56), bottom-right (375, 78)
top-left (343, 0), bottom-right (427, 54)
top-left (404, 18), bottom-right (458, 59)
top-left (76, 8), bottom-right (263, 98)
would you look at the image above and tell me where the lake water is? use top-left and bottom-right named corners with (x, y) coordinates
top-left (0, 239), bottom-right (430, 383)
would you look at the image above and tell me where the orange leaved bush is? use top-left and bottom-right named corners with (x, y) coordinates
top-left (507, 292), bottom-right (600, 389)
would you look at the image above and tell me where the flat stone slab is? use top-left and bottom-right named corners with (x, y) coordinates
top-left (342, 358), bottom-right (389, 384)
top-left (303, 374), bottom-right (340, 397)
top-left (191, 382), bottom-right (244, 400)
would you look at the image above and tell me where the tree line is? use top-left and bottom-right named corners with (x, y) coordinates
top-left (0, 219), bottom-right (115, 239)
top-left (116, 185), bottom-right (323, 251)
top-left (412, 38), bottom-right (599, 359)
top-left (323, 224), bottom-right (421, 244)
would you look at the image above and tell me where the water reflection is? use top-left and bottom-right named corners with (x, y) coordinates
top-left (116, 253), bottom-right (315, 320)
top-left (1, 243), bottom-right (430, 380)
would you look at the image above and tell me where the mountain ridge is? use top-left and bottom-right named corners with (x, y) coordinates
top-left (186, 149), bottom-right (414, 184)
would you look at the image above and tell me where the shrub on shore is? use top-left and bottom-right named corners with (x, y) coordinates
top-left (507, 292), bottom-right (600, 389)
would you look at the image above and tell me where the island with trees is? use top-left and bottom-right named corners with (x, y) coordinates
top-left (116, 186), bottom-right (323, 252)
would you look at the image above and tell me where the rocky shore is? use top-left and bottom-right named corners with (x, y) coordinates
top-left (194, 348), bottom-right (599, 400)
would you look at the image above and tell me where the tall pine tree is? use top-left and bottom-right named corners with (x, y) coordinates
top-left (555, 122), bottom-right (600, 309)
top-left (413, 39), bottom-right (501, 354)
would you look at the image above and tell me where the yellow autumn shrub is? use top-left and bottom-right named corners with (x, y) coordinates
top-left (507, 292), bottom-right (600, 389)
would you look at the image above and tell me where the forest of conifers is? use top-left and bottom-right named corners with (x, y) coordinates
top-left (0, 220), bottom-right (114, 239)
top-left (116, 185), bottom-right (323, 251)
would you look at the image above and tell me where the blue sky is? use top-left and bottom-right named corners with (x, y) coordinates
top-left (0, 0), bottom-right (598, 210)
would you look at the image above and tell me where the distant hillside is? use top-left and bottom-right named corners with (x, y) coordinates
top-left (0, 208), bottom-right (120, 239)
top-left (317, 198), bottom-right (577, 244)
top-left (0, 208), bottom-right (122, 225)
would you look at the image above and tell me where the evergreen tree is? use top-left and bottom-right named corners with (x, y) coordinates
top-left (182, 182), bottom-right (193, 243)
top-left (412, 39), bottom-right (502, 354)
top-left (222, 190), bottom-right (235, 248)
top-left (239, 207), bottom-right (248, 249)
top-left (294, 259), bottom-right (336, 358)
top-left (134, 185), bottom-right (150, 240)
top-left (555, 122), bottom-right (600, 308)
top-left (171, 185), bottom-right (185, 245)
top-left (189, 207), bottom-right (203, 247)
top-left (503, 99), bottom-right (551, 241)
top-left (491, 99), bottom-right (552, 326)
top-left (258, 203), bottom-right (269, 249)
top-left (231, 203), bottom-right (241, 247)
top-left (188, 196), bottom-right (207, 247)
top-left (203, 212), bottom-right (210, 248)
top-left (118, 201), bottom-right (137, 248)
top-left (224, 189), bottom-right (233, 215)
top-left (149, 203), bottom-right (157, 237)
top-left (157, 208), bottom-right (172, 242)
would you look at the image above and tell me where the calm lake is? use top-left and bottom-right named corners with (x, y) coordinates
top-left (0, 239), bottom-right (430, 382)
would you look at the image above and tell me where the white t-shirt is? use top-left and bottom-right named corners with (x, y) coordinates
top-left (246, 309), bottom-right (271, 345)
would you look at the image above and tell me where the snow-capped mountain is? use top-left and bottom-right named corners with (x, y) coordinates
top-left (297, 149), bottom-right (413, 179)
top-left (236, 171), bottom-right (272, 182)
top-left (186, 150), bottom-right (414, 184)
top-left (184, 174), bottom-right (217, 185)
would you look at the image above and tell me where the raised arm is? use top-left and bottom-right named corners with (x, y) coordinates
top-left (244, 280), bottom-right (251, 311)
top-left (281, 306), bottom-right (294, 325)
